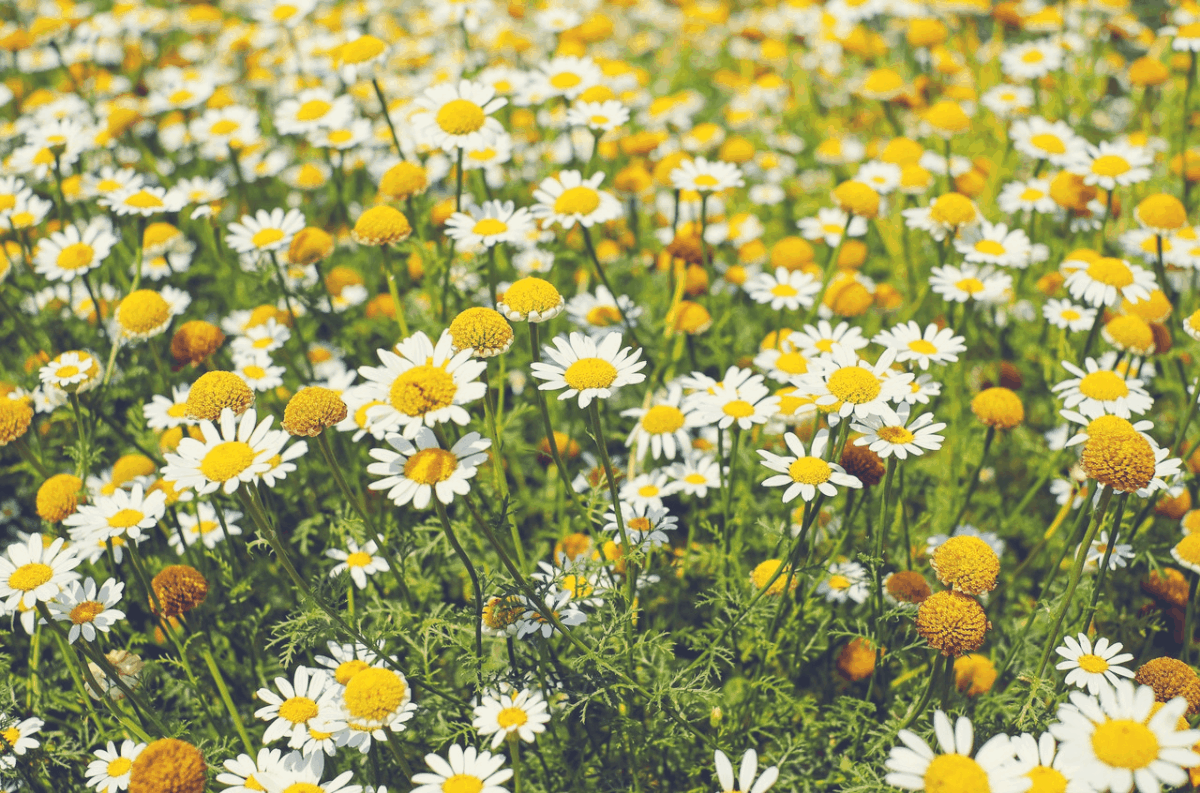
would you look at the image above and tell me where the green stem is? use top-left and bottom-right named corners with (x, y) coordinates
top-left (197, 634), bottom-right (255, 755)
top-left (434, 498), bottom-right (484, 695)
top-left (381, 244), bottom-right (410, 340)
top-left (949, 426), bottom-right (994, 530)
top-left (373, 78), bottom-right (405, 159)
top-left (529, 323), bottom-right (583, 515)
top-left (588, 400), bottom-right (637, 669)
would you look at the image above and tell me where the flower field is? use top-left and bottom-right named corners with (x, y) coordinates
top-left (5, 0), bottom-right (1200, 791)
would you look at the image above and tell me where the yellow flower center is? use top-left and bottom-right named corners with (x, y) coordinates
top-left (436, 99), bottom-right (486, 135)
top-left (693, 174), bottom-right (720, 188)
top-left (472, 218), bottom-right (508, 236)
top-left (251, 228), bottom-right (285, 248)
top-left (278, 696), bottom-right (319, 725)
top-left (563, 358), bottom-right (619, 390)
top-left (69, 600), bottom-right (105, 624)
top-left (1030, 133), bottom-right (1066, 154)
top-left (1061, 309), bottom-right (1081, 321)
top-left (788, 456), bottom-right (832, 485)
top-left (775, 351), bottom-right (808, 374)
top-left (1077, 653), bottom-right (1110, 673)
top-left (107, 508), bottom-right (146, 529)
top-left (929, 193), bottom-right (977, 226)
top-left (283, 784), bottom-right (323, 793)
top-left (641, 405), bottom-right (685, 434)
top-left (908, 339), bottom-right (939, 355)
top-left (550, 72), bottom-right (582, 89)
top-left (1078, 371), bottom-right (1129, 401)
top-left (771, 283), bottom-right (799, 297)
top-left (585, 305), bottom-right (622, 327)
top-left (922, 753), bottom-right (991, 793)
top-left (1022, 49), bottom-right (1045, 63)
top-left (123, 190), bottom-right (164, 209)
top-left (685, 473), bottom-right (707, 484)
top-left (722, 399), bottom-right (755, 418)
top-left (343, 667), bottom-right (407, 721)
top-left (346, 551), bottom-right (372, 567)
top-left (637, 484), bottom-right (659, 497)
top-left (878, 426), bottom-right (915, 444)
top-left (554, 186), bottom-right (601, 215)
top-left (826, 366), bottom-right (882, 404)
top-left (974, 240), bottom-right (1006, 256)
top-left (343, 35), bottom-right (386, 63)
top-left (9, 563), bottom-right (53, 592)
top-left (243, 365), bottom-right (267, 379)
top-left (497, 706), bottom-right (529, 728)
top-left (1026, 765), bottom-right (1067, 793)
top-left (1, 728), bottom-right (18, 746)
top-left (295, 100), bottom-right (332, 122)
top-left (272, 4), bottom-right (298, 20)
top-left (1086, 258), bottom-right (1133, 287)
top-left (107, 757), bottom-right (133, 777)
top-left (198, 441), bottom-right (257, 482)
top-left (955, 277), bottom-right (985, 294)
top-left (828, 574), bottom-right (851, 590)
top-left (443, 775), bottom-right (485, 793)
top-left (210, 119), bottom-right (238, 135)
top-left (335, 659), bottom-right (370, 685)
top-left (389, 364), bottom-right (457, 417)
top-left (1020, 187), bottom-right (1046, 201)
top-left (118, 290), bottom-right (171, 334)
top-left (56, 242), bottom-right (95, 270)
top-left (1091, 719), bottom-right (1159, 770)
top-left (1091, 155), bottom-right (1131, 178)
top-left (403, 448), bottom-right (459, 485)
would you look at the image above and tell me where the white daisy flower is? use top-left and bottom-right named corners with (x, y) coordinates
top-left (326, 540), bottom-right (389, 590)
top-left (1053, 359), bottom-right (1153, 419)
top-left (0, 534), bottom-right (81, 611)
top-left (216, 747), bottom-right (288, 793)
top-left (954, 221), bottom-right (1033, 268)
top-left (414, 79), bottom-right (507, 152)
top-left (797, 207), bottom-right (869, 246)
top-left (472, 689), bottom-right (552, 749)
top-left (690, 367), bottom-right (780, 431)
top-left (998, 178), bottom-right (1057, 215)
top-left (358, 330), bottom-right (487, 438)
top-left (668, 453), bottom-right (723, 498)
top-left (851, 404), bottom-right (947, 460)
top-left (566, 99), bottom-right (629, 132)
top-left (745, 267), bottom-right (822, 311)
top-left (817, 561), bottom-right (870, 604)
top-left (33, 218), bottom-right (118, 282)
top-left (565, 286), bottom-right (643, 340)
top-left (162, 408), bottom-right (287, 495)
top-left (172, 503), bottom-right (243, 553)
top-left (873, 321), bottom-right (965, 370)
top-left (1069, 141), bottom-right (1153, 191)
top-left (1086, 531), bottom-right (1134, 573)
top-left (46, 576), bottom-right (125, 643)
top-left (1010, 115), bottom-right (1084, 166)
top-left (531, 331), bottom-right (647, 409)
top-left (226, 208), bottom-right (306, 255)
top-left (793, 344), bottom-right (913, 421)
top-left (618, 470), bottom-right (673, 512)
top-left (929, 263), bottom-right (1012, 304)
top-left (1064, 257), bottom-right (1156, 308)
top-left (515, 590), bottom-right (587, 640)
top-left (445, 200), bottom-right (535, 249)
top-left (789, 320), bottom-right (869, 355)
top-left (1007, 733), bottom-right (1084, 793)
top-left (713, 749), bottom-right (779, 793)
top-left (1042, 299), bottom-right (1096, 332)
top-left (1050, 680), bottom-right (1200, 793)
top-left (367, 427), bottom-right (490, 509)
top-left (412, 745), bottom-right (512, 793)
top-left (670, 157), bottom-right (745, 193)
top-left (530, 170), bottom-right (623, 229)
top-left (266, 750), bottom-right (360, 792)
top-left (274, 89), bottom-right (354, 136)
top-left (886, 711), bottom-right (1027, 793)
top-left (254, 667), bottom-right (346, 753)
top-left (99, 186), bottom-right (188, 217)
top-left (1054, 633), bottom-right (1135, 695)
top-left (759, 429), bottom-right (862, 503)
top-left (85, 739), bottom-right (145, 793)
top-left (63, 483), bottom-right (167, 543)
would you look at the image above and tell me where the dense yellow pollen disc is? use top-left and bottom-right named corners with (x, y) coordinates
top-left (124, 190), bottom-right (163, 208)
top-left (57, 242), bottom-right (94, 270)
top-left (108, 508), bottom-right (145, 528)
top-left (1091, 719), bottom-right (1158, 770)
top-left (563, 358), bottom-right (619, 390)
top-left (278, 696), bottom-right (319, 724)
top-left (908, 339), bottom-right (938, 354)
top-left (497, 706), bottom-right (528, 728)
top-left (9, 563), bottom-right (53, 591)
top-left (554, 186), bottom-right (601, 215)
top-left (1077, 653), bottom-right (1109, 673)
top-left (878, 426), bottom-right (915, 444)
top-left (1031, 133), bottom-right (1065, 153)
top-left (642, 405), bottom-right (685, 434)
top-left (346, 551), bottom-right (372, 567)
top-left (1087, 259), bottom-right (1133, 287)
top-left (788, 456), bottom-right (832, 484)
top-left (436, 99), bottom-right (486, 135)
top-left (199, 441), bottom-right (256, 482)
top-left (252, 228), bottom-right (285, 248)
top-left (974, 240), bottom-right (1005, 256)
top-left (295, 100), bottom-right (331, 121)
top-left (403, 448), bottom-right (459, 484)
top-left (722, 399), bottom-right (755, 418)
top-left (1092, 155), bottom-right (1131, 177)
top-left (70, 600), bottom-right (105, 624)
top-left (922, 754), bottom-right (991, 793)
top-left (389, 365), bottom-right (457, 417)
top-left (473, 218), bottom-right (508, 235)
top-left (1078, 370), bottom-right (1129, 401)
top-left (826, 366), bottom-right (882, 404)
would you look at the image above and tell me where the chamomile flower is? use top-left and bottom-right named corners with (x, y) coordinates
top-left (566, 100), bottom-right (629, 132)
top-left (1011, 116), bottom-right (1084, 166)
top-left (1086, 531), bottom-right (1135, 572)
top-left (851, 404), bottom-right (947, 459)
top-left (759, 429), bottom-right (862, 503)
top-left (367, 427), bottom-right (490, 509)
top-left (954, 222), bottom-right (1033, 268)
top-left (1043, 300), bottom-right (1096, 332)
top-left (618, 470), bottom-right (673, 511)
top-left (929, 263), bottom-right (1012, 304)
top-left (531, 331), bottom-right (647, 409)
top-left (1055, 633), bottom-right (1135, 695)
top-left (873, 322), bottom-right (965, 370)
top-left (274, 90), bottom-right (354, 136)
top-left (1053, 359), bottom-right (1153, 419)
top-left (713, 749), bottom-right (779, 793)
top-left (603, 501), bottom-right (678, 549)
top-left (472, 689), bottom-right (551, 749)
top-left (530, 170), bottom-right (623, 229)
top-left (33, 218), bottom-right (118, 282)
top-left (794, 345), bottom-right (913, 420)
top-left (790, 321), bottom-right (869, 355)
top-left (85, 740), bottom-right (145, 793)
top-left (668, 453), bottom-right (722, 498)
top-left (412, 745), bottom-right (512, 793)
top-left (745, 267), bottom-right (821, 311)
top-left (62, 483), bottom-right (167, 542)
top-left (445, 200), bottom-right (535, 249)
top-left (998, 178), bottom-right (1058, 215)
top-left (670, 157), bottom-right (745, 193)
top-left (414, 80), bottom-right (507, 152)
top-left (100, 186), bottom-right (187, 217)
top-left (255, 667), bottom-right (346, 752)
top-left (226, 208), bottom-right (306, 255)
top-left (621, 386), bottom-right (697, 461)
top-left (1064, 257), bottom-right (1156, 308)
top-left (0, 534), bottom-right (81, 611)
top-left (515, 590), bottom-right (587, 640)
top-left (1050, 680), bottom-right (1200, 793)
top-left (46, 577), bottom-right (125, 643)
top-left (358, 330), bottom-right (487, 438)
top-left (326, 540), bottom-right (388, 591)
top-left (162, 408), bottom-right (286, 495)
top-left (268, 750), bottom-right (361, 792)
top-left (797, 207), bottom-right (869, 246)
top-left (691, 367), bottom-right (780, 430)
top-left (1070, 141), bottom-right (1153, 191)
top-left (886, 711), bottom-right (1027, 793)
top-left (818, 561), bottom-right (869, 604)
top-left (172, 503), bottom-right (242, 553)
top-left (216, 748), bottom-right (288, 793)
